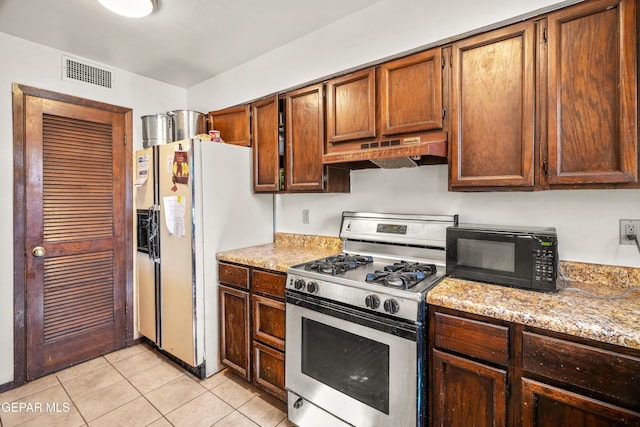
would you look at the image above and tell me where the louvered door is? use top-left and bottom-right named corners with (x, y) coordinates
top-left (24, 95), bottom-right (128, 379)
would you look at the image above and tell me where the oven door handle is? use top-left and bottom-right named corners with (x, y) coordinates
top-left (286, 290), bottom-right (419, 341)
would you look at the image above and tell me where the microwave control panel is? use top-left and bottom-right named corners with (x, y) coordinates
top-left (532, 236), bottom-right (558, 283)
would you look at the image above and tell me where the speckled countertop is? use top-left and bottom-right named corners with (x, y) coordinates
top-left (216, 232), bottom-right (343, 272)
top-left (428, 261), bottom-right (640, 350)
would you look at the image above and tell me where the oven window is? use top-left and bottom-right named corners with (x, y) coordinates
top-left (457, 238), bottom-right (515, 272)
top-left (301, 318), bottom-right (389, 414)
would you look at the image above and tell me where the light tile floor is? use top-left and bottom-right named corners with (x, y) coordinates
top-left (0, 343), bottom-right (292, 427)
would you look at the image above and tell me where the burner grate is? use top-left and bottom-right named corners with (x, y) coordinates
top-left (365, 261), bottom-right (437, 289)
top-left (304, 254), bottom-right (373, 275)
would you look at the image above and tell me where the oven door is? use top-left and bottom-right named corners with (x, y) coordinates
top-left (285, 290), bottom-right (421, 427)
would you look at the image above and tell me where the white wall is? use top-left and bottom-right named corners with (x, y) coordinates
top-left (0, 32), bottom-right (186, 385)
top-left (187, 0), bottom-right (640, 269)
top-left (276, 167), bottom-right (640, 268)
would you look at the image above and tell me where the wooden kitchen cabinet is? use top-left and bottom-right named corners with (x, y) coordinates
top-left (284, 84), bottom-right (349, 192)
top-left (326, 67), bottom-right (376, 145)
top-left (218, 262), bottom-right (287, 401)
top-left (380, 48), bottom-right (443, 136)
top-left (251, 268), bottom-right (286, 401)
top-left (431, 310), bottom-right (510, 427)
top-left (218, 284), bottom-right (250, 380)
top-left (251, 88), bottom-right (350, 193)
top-left (521, 330), bottom-right (640, 426)
top-left (450, 0), bottom-right (638, 191)
top-left (323, 48), bottom-right (448, 167)
top-left (251, 96), bottom-right (280, 192)
top-left (545, 0), bottom-right (637, 187)
top-left (208, 105), bottom-right (250, 147)
top-left (429, 306), bottom-right (640, 426)
top-left (449, 20), bottom-right (536, 190)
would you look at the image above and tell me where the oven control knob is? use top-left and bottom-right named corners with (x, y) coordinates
top-left (307, 281), bottom-right (318, 294)
top-left (365, 295), bottom-right (380, 310)
top-left (384, 299), bottom-right (400, 314)
top-left (294, 279), bottom-right (306, 290)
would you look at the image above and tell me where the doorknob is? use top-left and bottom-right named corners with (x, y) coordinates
top-left (32, 246), bottom-right (46, 257)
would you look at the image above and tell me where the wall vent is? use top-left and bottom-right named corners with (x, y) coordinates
top-left (62, 55), bottom-right (114, 89)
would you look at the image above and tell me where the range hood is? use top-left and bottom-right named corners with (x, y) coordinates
top-left (322, 131), bottom-right (448, 169)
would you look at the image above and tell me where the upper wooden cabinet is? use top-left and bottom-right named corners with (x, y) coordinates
top-left (251, 96), bottom-right (280, 192)
top-left (380, 48), bottom-right (443, 136)
top-left (208, 105), bottom-right (250, 147)
top-left (546, 0), bottom-right (637, 187)
top-left (323, 47), bottom-right (448, 167)
top-left (449, 21), bottom-right (536, 190)
top-left (450, 0), bottom-right (638, 191)
top-left (326, 67), bottom-right (376, 144)
top-left (252, 89), bottom-right (350, 193)
top-left (285, 84), bottom-right (326, 191)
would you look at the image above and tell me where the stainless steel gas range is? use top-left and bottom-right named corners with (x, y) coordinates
top-left (285, 212), bottom-right (458, 427)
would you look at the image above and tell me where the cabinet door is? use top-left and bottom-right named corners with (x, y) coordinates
top-left (433, 349), bottom-right (507, 427)
top-left (326, 68), bottom-right (376, 146)
top-left (253, 340), bottom-right (286, 401)
top-left (252, 96), bottom-right (280, 192)
top-left (450, 21), bottom-right (536, 189)
top-left (219, 284), bottom-right (250, 380)
top-left (547, 0), bottom-right (637, 185)
top-left (285, 84), bottom-right (326, 191)
top-left (380, 48), bottom-right (442, 136)
top-left (208, 105), bottom-right (250, 147)
top-left (522, 378), bottom-right (640, 427)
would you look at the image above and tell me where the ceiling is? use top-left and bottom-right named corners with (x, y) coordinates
top-left (0, 0), bottom-right (382, 88)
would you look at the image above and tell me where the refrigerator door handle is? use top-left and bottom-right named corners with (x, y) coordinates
top-left (147, 206), bottom-right (161, 263)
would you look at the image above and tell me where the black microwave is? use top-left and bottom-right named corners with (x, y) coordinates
top-left (446, 224), bottom-right (559, 292)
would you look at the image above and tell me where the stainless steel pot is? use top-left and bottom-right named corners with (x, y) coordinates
top-left (167, 110), bottom-right (206, 141)
top-left (141, 114), bottom-right (172, 147)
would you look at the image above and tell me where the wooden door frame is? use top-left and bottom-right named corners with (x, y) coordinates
top-left (12, 83), bottom-right (134, 387)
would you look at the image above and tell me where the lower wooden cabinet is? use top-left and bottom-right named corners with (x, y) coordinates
top-left (218, 284), bottom-right (250, 380)
top-left (218, 262), bottom-right (287, 401)
top-left (430, 306), bottom-right (640, 426)
top-left (432, 349), bottom-right (507, 427)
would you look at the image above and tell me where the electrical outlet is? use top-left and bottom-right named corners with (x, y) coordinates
top-left (619, 219), bottom-right (640, 244)
top-left (302, 209), bottom-right (310, 224)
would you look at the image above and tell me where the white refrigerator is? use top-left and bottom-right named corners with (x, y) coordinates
top-left (135, 138), bottom-right (273, 378)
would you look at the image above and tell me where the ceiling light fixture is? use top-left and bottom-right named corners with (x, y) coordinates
top-left (97, 0), bottom-right (156, 18)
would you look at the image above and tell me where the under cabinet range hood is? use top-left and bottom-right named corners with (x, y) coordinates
top-left (322, 131), bottom-right (448, 169)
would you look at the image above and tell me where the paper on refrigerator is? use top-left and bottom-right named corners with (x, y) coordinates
top-left (163, 196), bottom-right (186, 237)
top-left (135, 154), bottom-right (150, 187)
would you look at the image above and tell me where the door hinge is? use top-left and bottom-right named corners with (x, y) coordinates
top-left (543, 159), bottom-right (548, 176)
top-left (543, 27), bottom-right (548, 43)
top-left (124, 135), bottom-right (127, 146)
top-left (442, 108), bottom-right (447, 120)
top-left (442, 56), bottom-right (445, 68)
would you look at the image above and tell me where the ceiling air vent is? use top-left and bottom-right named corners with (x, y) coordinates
top-left (62, 55), bottom-right (114, 89)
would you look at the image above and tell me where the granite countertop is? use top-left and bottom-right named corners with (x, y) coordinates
top-left (427, 261), bottom-right (640, 351)
top-left (216, 232), bottom-right (343, 272)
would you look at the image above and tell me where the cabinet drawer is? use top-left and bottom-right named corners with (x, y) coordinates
top-left (252, 294), bottom-right (285, 351)
top-left (252, 269), bottom-right (286, 299)
top-left (218, 263), bottom-right (249, 290)
top-left (522, 331), bottom-right (640, 411)
top-left (434, 312), bottom-right (509, 366)
top-left (253, 340), bottom-right (286, 402)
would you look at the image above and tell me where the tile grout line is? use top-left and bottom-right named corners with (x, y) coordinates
top-left (102, 349), bottom-right (174, 426)
top-left (55, 361), bottom-right (91, 427)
